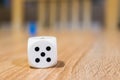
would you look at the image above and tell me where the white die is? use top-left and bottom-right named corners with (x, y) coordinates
top-left (28, 36), bottom-right (57, 68)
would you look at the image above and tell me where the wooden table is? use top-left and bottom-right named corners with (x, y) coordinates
top-left (0, 30), bottom-right (120, 80)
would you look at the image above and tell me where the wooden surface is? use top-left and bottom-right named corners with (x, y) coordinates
top-left (0, 30), bottom-right (120, 80)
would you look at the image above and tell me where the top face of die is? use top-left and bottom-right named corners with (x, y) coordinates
top-left (28, 36), bottom-right (57, 68)
top-left (28, 36), bottom-right (56, 49)
top-left (28, 36), bottom-right (56, 43)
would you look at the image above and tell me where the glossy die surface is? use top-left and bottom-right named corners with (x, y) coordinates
top-left (28, 36), bottom-right (57, 68)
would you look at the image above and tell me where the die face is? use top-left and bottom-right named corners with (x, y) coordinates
top-left (28, 40), bottom-right (57, 68)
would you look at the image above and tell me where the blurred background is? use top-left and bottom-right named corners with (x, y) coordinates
top-left (0, 0), bottom-right (119, 33)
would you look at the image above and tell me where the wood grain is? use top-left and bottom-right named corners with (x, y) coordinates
top-left (0, 30), bottom-right (120, 80)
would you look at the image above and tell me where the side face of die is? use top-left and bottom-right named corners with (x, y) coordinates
top-left (28, 37), bottom-right (57, 68)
